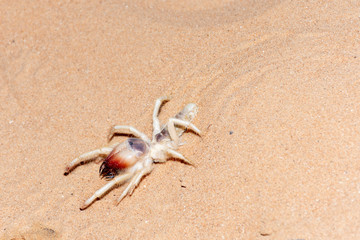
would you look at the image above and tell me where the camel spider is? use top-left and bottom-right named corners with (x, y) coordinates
top-left (64, 96), bottom-right (201, 210)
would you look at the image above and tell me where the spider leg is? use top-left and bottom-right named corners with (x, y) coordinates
top-left (80, 172), bottom-right (134, 210)
top-left (166, 148), bottom-right (195, 166)
top-left (64, 146), bottom-right (115, 175)
top-left (115, 165), bottom-right (153, 205)
top-left (108, 125), bottom-right (150, 143)
top-left (152, 96), bottom-right (170, 137)
top-left (167, 118), bottom-right (201, 147)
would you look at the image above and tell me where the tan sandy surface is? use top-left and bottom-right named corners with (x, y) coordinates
top-left (1, 0), bottom-right (360, 239)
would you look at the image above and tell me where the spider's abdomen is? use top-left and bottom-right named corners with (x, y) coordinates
top-left (99, 138), bottom-right (148, 179)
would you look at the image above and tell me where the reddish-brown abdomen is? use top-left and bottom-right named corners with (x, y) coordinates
top-left (99, 138), bottom-right (148, 179)
top-left (104, 145), bottom-right (138, 169)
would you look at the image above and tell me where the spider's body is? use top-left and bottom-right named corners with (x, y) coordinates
top-left (64, 97), bottom-right (200, 210)
top-left (99, 138), bottom-right (149, 179)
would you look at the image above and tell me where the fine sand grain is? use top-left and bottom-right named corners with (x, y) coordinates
top-left (1, 0), bottom-right (360, 239)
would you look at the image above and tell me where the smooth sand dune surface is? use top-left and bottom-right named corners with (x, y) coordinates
top-left (1, 0), bottom-right (360, 239)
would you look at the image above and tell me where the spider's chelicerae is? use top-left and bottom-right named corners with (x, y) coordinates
top-left (64, 97), bottom-right (201, 210)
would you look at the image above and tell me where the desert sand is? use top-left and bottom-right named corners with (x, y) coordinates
top-left (1, 0), bottom-right (360, 239)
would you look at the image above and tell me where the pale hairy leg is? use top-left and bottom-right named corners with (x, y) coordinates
top-left (166, 148), bottom-right (195, 166)
top-left (108, 125), bottom-right (150, 143)
top-left (152, 96), bottom-right (170, 137)
top-left (80, 172), bottom-right (134, 210)
top-left (115, 165), bottom-right (153, 204)
top-left (167, 118), bottom-right (201, 147)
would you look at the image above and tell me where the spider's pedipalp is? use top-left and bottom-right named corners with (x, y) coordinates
top-left (64, 146), bottom-right (114, 175)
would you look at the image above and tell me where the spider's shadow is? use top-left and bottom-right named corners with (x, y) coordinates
top-left (108, 133), bottom-right (141, 142)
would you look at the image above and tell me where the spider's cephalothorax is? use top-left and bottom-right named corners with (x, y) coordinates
top-left (64, 97), bottom-right (200, 210)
